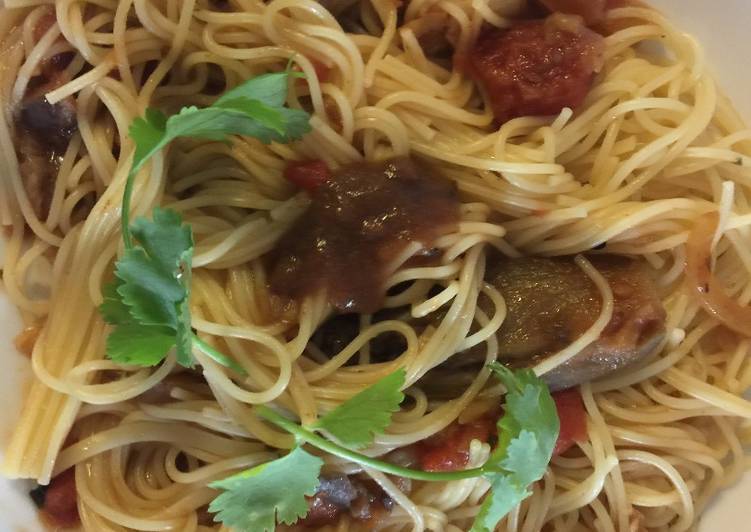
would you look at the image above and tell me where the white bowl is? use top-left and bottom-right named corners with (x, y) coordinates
top-left (0, 1), bottom-right (748, 530)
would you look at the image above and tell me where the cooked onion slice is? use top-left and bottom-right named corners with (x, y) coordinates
top-left (685, 212), bottom-right (751, 336)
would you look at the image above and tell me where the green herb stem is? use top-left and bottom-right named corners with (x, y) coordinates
top-left (257, 406), bottom-right (485, 482)
top-left (193, 334), bottom-right (247, 375)
top-left (121, 172), bottom-right (136, 250)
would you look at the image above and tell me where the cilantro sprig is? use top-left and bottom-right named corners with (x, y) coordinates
top-left (209, 365), bottom-right (559, 531)
top-left (101, 69), bottom-right (311, 371)
top-left (209, 447), bottom-right (323, 531)
top-left (101, 208), bottom-right (194, 366)
top-left (315, 369), bottom-right (406, 448)
top-left (471, 363), bottom-right (559, 531)
top-left (102, 63), bottom-right (560, 532)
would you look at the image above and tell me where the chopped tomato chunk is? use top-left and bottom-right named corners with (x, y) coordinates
top-left (42, 469), bottom-right (79, 529)
top-left (312, 60), bottom-right (331, 83)
top-left (466, 15), bottom-right (604, 123)
top-left (33, 9), bottom-right (57, 42)
top-left (284, 160), bottom-right (331, 192)
top-left (295, 60), bottom-right (330, 86)
top-left (415, 389), bottom-right (587, 471)
top-left (412, 388), bottom-right (587, 472)
top-left (417, 415), bottom-right (496, 472)
top-left (552, 388), bottom-right (588, 455)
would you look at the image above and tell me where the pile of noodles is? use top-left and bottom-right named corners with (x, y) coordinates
top-left (1, 0), bottom-right (751, 530)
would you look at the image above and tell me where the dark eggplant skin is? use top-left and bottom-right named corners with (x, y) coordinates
top-left (487, 255), bottom-right (666, 391)
top-left (14, 96), bottom-right (78, 219)
top-left (308, 254), bottom-right (667, 393)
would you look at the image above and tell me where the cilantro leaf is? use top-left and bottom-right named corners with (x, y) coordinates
top-left (106, 323), bottom-right (176, 366)
top-left (103, 68), bottom-right (312, 373)
top-left (471, 475), bottom-right (520, 532)
top-left (115, 247), bottom-right (184, 327)
top-left (487, 364), bottom-right (559, 479)
top-left (129, 108), bottom-right (167, 176)
top-left (128, 72), bottom-right (311, 176)
top-left (248, 367), bottom-right (559, 532)
top-left (100, 280), bottom-right (131, 325)
top-left (174, 251), bottom-right (194, 367)
top-left (103, 209), bottom-right (195, 368)
top-left (102, 68), bottom-right (313, 373)
top-left (130, 208), bottom-right (192, 275)
top-left (212, 98), bottom-right (285, 133)
top-left (214, 71), bottom-right (301, 109)
top-left (276, 106), bottom-right (314, 141)
top-left (209, 447), bottom-right (323, 532)
top-left (470, 363), bottom-right (559, 532)
top-left (128, 208), bottom-right (195, 365)
top-left (314, 369), bottom-right (406, 449)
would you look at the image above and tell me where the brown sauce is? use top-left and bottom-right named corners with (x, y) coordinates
top-left (270, 157), bottom-right (460, 313)
top-left (29, 469), bottom-right (79, 530)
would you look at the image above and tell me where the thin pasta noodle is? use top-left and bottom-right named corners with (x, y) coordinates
top-left (0, 1), bottom-right (750, 531)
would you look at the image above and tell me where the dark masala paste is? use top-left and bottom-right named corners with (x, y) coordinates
top-left (270, 157), bottom-right (460, 313)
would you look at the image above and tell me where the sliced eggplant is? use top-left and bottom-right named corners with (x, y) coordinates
top-left (487, 255), bottom-right (666, 391)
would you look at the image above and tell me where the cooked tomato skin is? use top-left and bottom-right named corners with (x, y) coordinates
top-left (552, 388), bottom-right (588, 455)
top-left (466, 16), bottom-right (604, 123)
top-left (42, 468), bottom-right (80, 529)
top-left (32, 9), bottom-right (57, 42)
top-left (312, 60), bottom-right (331, 83)
top-left (417, 416), bottom-right (496, 472)
top-left (413, 388), bottom-right (587, 472)
top-left (284, 160), bottom-right (332, 192)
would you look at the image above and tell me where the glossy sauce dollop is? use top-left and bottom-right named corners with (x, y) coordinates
top-left (270, 157), bottom-right (459, 313)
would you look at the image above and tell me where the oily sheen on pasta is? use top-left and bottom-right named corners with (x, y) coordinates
top-left (1, 1), bottom-right (751, 531)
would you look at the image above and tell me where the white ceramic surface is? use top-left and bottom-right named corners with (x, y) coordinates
top-left (0, 1), bottom-right (749, 530)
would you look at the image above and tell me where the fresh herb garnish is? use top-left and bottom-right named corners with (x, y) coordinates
top-left (101, 69), bottom-right (311, 371)
top-left (209, 366), bottom-right (559, 531)
top-left (315, 368), bottom-right (406, 448)
top-left (470, 363), bottom-right (559, 531)
top-left (102, 208), bottom-right (193, 366)
top-left (208, 447), bottom-right (323, 532)
top-left (103, 65), bottom-right (559, 532)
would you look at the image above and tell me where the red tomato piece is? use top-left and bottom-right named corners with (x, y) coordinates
top-left (43, 468), bottom-right (79, 529)
top-left (284, 160), bottom-right (332, 192)
top-left (312, 60), bottom-right (331, 83)
top-left (466, 15), bottom-right (604, 123)
top-left (295, 60), bottom-right (330, 87)
top-left (414, 389), bottom-right (587, 471)
top-left (417, 416), bottom-right (497, 472)
top-left (552, 388), bottom-right (588, 456)
top-left (33, 9), bottom-right (57, 42)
